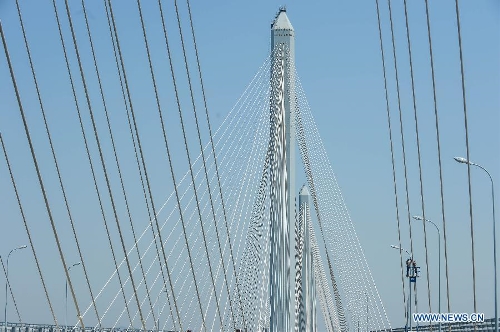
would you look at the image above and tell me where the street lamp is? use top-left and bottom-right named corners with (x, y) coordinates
top-left (413, 215), bottom-right (441, 332)
top-left (455, 156), bottom-right (497, 332)
top-left (391, 245), bottom-right (413, 332)
top-left (391, 245), bottom-right (411, 258)
top-left (3, 245), bottom-right (27, 332)
top-left (65, 262), bottom-right (81, 329)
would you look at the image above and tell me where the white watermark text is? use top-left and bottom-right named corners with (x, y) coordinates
top-left (413, 313), bottom-right (485, 323)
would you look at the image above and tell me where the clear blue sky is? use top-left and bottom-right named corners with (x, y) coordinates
top-left (0, 0), bottom-right (498, 329)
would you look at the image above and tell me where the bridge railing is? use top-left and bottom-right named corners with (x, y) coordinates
top-left (374, 317), bottom-right (499, 332)
top-left (0, 324), bottom-right (180, 332)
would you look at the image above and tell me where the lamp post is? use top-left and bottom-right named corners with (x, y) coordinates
top-left (65, 262), bottom-right (81, 329)
top-left (3, 245), bottom-right (27, 332)
top-left (413, 215), bottom-right (441, 332)
top-left (391, 245), bottom-right (413, 332)
top-left (455, 156), bottom-right (497, 332)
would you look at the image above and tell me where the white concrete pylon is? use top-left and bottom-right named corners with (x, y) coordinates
top-left (269, 7), bottom-right (296, 332)
top-left (299, 185), bottom-right (317, 332)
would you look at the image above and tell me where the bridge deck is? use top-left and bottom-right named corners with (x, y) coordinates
top-left (377, 318), bottom-right (499, 332)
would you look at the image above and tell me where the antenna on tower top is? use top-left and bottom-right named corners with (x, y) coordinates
top-left (274, 6), bottom-right (287, 19)
top-left (272, 6), bottom-right (287, 27)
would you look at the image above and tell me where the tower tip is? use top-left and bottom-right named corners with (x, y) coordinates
top-left (272, 6), bottom-right (293, 31)
top-left (299, 185), bottom-right (309, 196)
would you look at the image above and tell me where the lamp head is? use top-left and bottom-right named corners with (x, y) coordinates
top-left (454, 157), bottom-right (469, 164)
top-left (412, 215), bottom-right (423, 221)
top-left (390, 245), bottom-right (400, 249)
top-left (19, 245), bottom-right (27, 249)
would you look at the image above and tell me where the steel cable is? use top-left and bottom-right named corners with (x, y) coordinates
top-left (214, 91), bottom-right (270, 330)
top-left (216, 106), bottom-right (270, 330)
top-left (454, 0), bottom-right (477, 319)
top-left (0, 134), bottom-right (58, 328)
top-left (13, 0), bottom-right (103, 325)
top-left (49, 0), bottom-right (136, 326)
top-left (61, 0), bottom-right (148, 327)
top-left (183, 0), bottom-right (247, 327)
top-left (111, 171), bottom-right (209, 328)
top-left (82, 54), bottom-right (269, 325)
top-left (294, 68), bottom-right (391, 330)
top-left (126, 0), bottom-right (208, 329)
top-left (310, 220), bottom-right (339, 332)
top-left (78, 0), bottom-right (158, 327)
top-left (100, 0), bottom-right (177, 326)
top-left (386, 0), bottom-right (415, 260)
top-left (112, 51), bottom-right (269, 330)
top-left (171, 0), bottom-right (240, 326)
top-left (213, 98), bottom-right (270, 330)
top-left (227, 94), bottom-right (271, 329)
top-left (155, 0), bottom-right (224, 327)
top-left (293, 77), bottom-right (348, 331)
top-left (0, 21), bottom-right (83, 329)
top-left (297, 75), bottom-right (381, 330)
top-left (424, 0), bottom-right (452, 318)
top-left (237, 152), bottom-right (270, 330)
top-left (402, 0), bottom-right (433, 319)
top-left (375, 0), bottom-right (408, 321)
top-left (385, 0), bottom-right (424, 323)
top-left (104, 0), bottom-right (184, 329)
top-left (81, 2), bottom-right (266, 326)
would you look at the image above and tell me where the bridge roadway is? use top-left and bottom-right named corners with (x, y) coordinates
top-left (0, 324), bottom-right (182, 332)
top-left (376, 318), bottom-right (499, 332)
top-left (1, 318), bottom-right (499, 332)
top-left (0, 324), bottom-right (253, 332)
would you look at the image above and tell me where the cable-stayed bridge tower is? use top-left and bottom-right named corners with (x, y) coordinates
top-left (298, 185), bottom-right (317, 332)
top-left (269, 7), bottom-right (297, 332)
